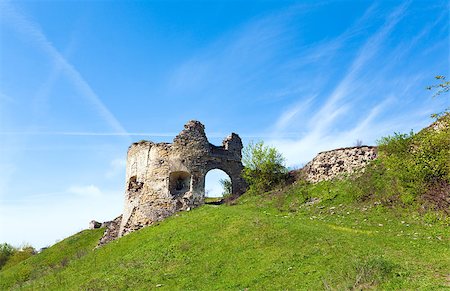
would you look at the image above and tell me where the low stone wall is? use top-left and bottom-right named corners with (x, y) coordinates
top-left (302, 146), bottom-right (377, 183)
top-left (97, 215), bottom-right (123, 248)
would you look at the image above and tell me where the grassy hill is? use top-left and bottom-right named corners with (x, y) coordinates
top-left (1, 114), bottom-right (449, 290)
top-left (1, 189), bottom-right (448, 290)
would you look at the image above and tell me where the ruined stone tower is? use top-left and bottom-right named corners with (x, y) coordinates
top-left (119, 120), bottom-right (247, 236)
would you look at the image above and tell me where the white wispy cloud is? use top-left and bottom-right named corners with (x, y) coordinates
top-left (0, 185), bottom-right (122, 249)
top-left (267, 3), bottom-right (417, 166)
top-left (0, 131), bottom-right (305, 139)
top-left (105, 158), bottom-right (126, 179)
top-left (0, 131), bottom-right (176, 136)
top-left (307, 3), bottom-right (409, 131)
top-left (67, 185), bottom-right (103, 197)
top-left (274, 96), bottom-right (315, 132)
top-left (162, 1), bottom-right (438, 169)
top-left (0, 1), bottom-right (128, 136)
top-left (168, 4), bottom-right (317, 96)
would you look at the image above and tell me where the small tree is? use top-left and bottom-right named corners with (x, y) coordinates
top-left (242, 141), bottom-right (288, 193)
top-left (2, 244), bottom-right (36, 269)
top-left (0, 243), bottom-right (15, 270)
top-left (220, 178), bottom-right (232, 197)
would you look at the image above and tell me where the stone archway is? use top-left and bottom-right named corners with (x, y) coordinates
top-left (119, 120), bottom-right (248, 237)
top-left (204, 160), bottom-right (247, 199)
top-left (204, 169), bottom-right (231, 198)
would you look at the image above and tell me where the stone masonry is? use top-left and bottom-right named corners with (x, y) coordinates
top-left (118, 120), bottom-right (247, 236)
top-left (94, 122), bottom-right (379, 246)
top-left (302, 146), bottom-right (377, 183)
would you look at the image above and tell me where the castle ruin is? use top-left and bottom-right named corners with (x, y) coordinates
top-left (95, 121), bottom-right (379, 246)
top-left (302, 146), bottom-right (378, 183)
top-left (118, 120), bottom-right (247, 236)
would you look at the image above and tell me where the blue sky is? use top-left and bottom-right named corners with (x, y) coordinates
top-left (0, 0), bottom-right (449, 248)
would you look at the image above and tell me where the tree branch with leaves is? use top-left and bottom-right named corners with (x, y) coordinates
top-left (427, 75), bottom-right (449, 97)
top-left (427, 75), bottom-right (449, 119)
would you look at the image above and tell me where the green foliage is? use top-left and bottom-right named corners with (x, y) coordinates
top-left (1, 84), bottom-right (449, 288)
top-left (2, 245), bottom-right (36, 270)
top-left (1, 195), bottom-right (449, 289)
top-left (427, 75), bottom-right (449, 119)
top-left (0, 229), bottom-right (103, 289)
top-left (273, 175), bottom-right (377, 213)
top-left (347, 160), bottom-right (391, 201)
top-left (0, 243), bottom-right (36, 271)
top-left (377, 132), bottom-right (417, 196)
top-left (0, 243), bottom-right (15, 270)
top-left (219, 178), bottom-right (232, 197)
top-left (376, 117), bottom-right (450, 205)
top-left (340, 78), bottom-right (450, 208)
top-left (242, 141), bottom-right (288, 193)
top-left (426, 75), bottom-right (450, 97)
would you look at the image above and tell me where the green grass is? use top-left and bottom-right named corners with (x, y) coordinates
top-left (0, 228), bottom-right (103, 289)
top-left (1, 189), bottom-right (449, 290)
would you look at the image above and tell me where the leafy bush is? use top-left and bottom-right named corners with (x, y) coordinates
top-left (242, 141), bottom-right (288, 193)
top-left (376, 114), bottom-right (450, 208)
top-left (284, 113), bottom-right (449, 210)
top-left (0, 244), bottom-right (15, 270)
top-left (2, 245), bottom-right (36, 270)
top-left (0, 243), bottom-right (36, 271)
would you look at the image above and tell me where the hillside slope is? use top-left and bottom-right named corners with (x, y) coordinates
top-left (2, 114), bottom-right (449, 290)
top-left (1, 193), bottom-right (448, 290)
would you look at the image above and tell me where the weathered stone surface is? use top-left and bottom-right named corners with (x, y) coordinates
top-left (97, 215), bottom-right (123, 247)
top-left (421, 113), bottom-right (449, 133)
top-left (89, 220), bottom-right (102, 229)
top-left (302, 146), bottom-right (377, 183)
top-left (118, 120), bottom-right (247, 237)
top-left (95, 122), bottom-right (381, 246)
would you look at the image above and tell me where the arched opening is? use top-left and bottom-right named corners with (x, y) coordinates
top-left (169, 171), bottom-right (191, 197)
top-left (204, 169), bottom-right (232, 202)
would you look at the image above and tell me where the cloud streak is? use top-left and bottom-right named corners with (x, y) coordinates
top-left (266, 3), bottom-right (430, 166)
top-left (0, 130), bottom-right (305, 139)
top-left (274, 96), bottom-right (315, 132)
top-left (0, 1), bottom-right (128, 136)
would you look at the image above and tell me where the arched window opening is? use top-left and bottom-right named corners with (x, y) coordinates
top-left (169, 171), bottom-right (191, 197)
top-left (205, 169), bottom-right (231, 198)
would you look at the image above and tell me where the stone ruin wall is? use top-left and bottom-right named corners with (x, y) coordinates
top-left (92, 122), bottom-right (380, 245)
top-left (118, 120), bottom-right (247, 237)
top-left (302, 146), bottom-right (378, 183)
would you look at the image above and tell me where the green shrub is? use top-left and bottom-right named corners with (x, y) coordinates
top-left (2, 245), bottom-right (36, 270)
top-left (219, 178), bottom-right (232, 197)
top-left (242, 141), bottom-right (288, 193)
top-left (348, 159), bottom-right (392, 201)
top-left (0, 243), bottom-right (36, 271)
top-left (0, 243), bottom-right (15, 270)
top-left (376, 114), bottom-right (450, 206)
